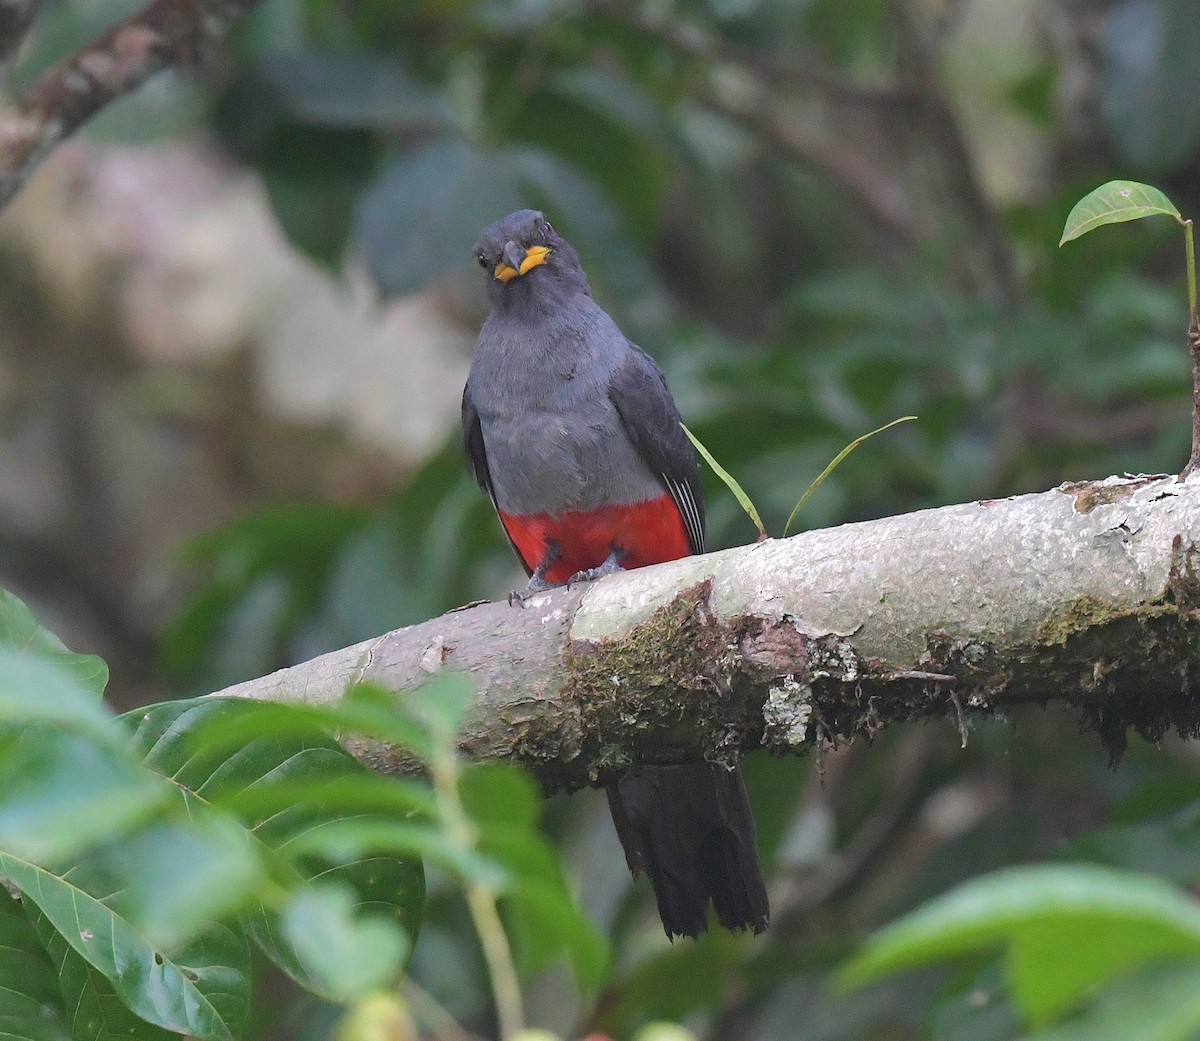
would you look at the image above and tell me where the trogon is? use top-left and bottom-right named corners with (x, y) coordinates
top-left (462, 209), bottom-right (769, 938)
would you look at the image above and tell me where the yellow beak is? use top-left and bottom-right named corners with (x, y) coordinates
top-left (495, 245), bottom-right (551, 283)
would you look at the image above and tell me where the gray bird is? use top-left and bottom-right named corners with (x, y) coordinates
top-left (463, 209), bottom-right (768, 938)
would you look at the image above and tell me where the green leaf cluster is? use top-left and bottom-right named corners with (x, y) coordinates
top-left (841, 864), bottom-right (1200, 1040)
top-left (0, 587), bottom-right (604, 1040)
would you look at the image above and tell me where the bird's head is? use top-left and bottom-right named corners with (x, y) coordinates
top-left (473, 209), bottom-right (588, 309)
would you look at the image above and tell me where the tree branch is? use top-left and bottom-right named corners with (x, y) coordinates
top-left (0, 0), bottom-right (263, 210)
top-left (586, 0), bottom-right (914, 110)
top-left (211, 474), bottom-right (1200, 788)
top-left (886, 0), bottom-right (1022, 307)
top-left (0, 0), bottom-right (43, 93)
top-left (696, 82), bottom-right (921, 245)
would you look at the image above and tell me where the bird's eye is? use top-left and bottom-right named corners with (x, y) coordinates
top-left (476, 254), bottom-right (488, 269)
top-left (544, 221), bottom-right (554, 234)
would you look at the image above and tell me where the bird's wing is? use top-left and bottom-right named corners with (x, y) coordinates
top-left (462, 381), bottom-right (534, 575)
top-left (608, 345), bottom-right (706, 555)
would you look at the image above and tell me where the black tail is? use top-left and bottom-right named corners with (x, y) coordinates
top-left (607, 761), bottom-right (769, 939)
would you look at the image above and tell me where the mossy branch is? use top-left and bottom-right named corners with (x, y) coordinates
top-left (212, 474), bottom-right (1200, 783)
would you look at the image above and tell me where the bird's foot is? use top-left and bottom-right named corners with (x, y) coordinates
top-left (507, 570), bottom-right (556, 607)
top-left (567, 550), bottom-right (626, 589)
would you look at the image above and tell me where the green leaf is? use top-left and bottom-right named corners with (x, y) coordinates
top-left (0, 727), bottom-right (168, 863)
top-left (1059, 181), bottom-right (1183, 246)
top-left (354, 137), bottom-right (528, 296)
top-left (1020, 959), bottom-right (1200, 1041)
top-left (681, 424), bottom-right (766, 539)
top-left (138, 693), bottom-right (435, 767)
top-left (840, 865), bottom-right (1200, 1025)
top-left (0, 587), bottom-right (107, 699)
top-left (1065, 801), bottom-right (1200, 883)
top-left (354, 137), bottom-right (644, 303)
top-left (287, 818), bottom-right (506, 889)
top-left (395, 674), bottom-right (474, 748)
top-left (2, 851), bottom-right (252, 1041)
top-left (127, 697), bottom-right (424, 1001)
top-left (0, 888), bottom-right (72, 1041)
top-left (249, 50), bottom-right (451, 131)
top-left (77, 815), bottom-right (263, 948)
top-left (460, 765), bottom-right (608, 989)
top-left (505, 868), bottom-right (609, 991)
top-left (26, 902), bottom-right (176, 1041)
top-left (0, 650), bottom-right (116, 742)
top-left (784, 415), bottom-right (917, 534)
top-left (460, 763), bottom-right (540, 829)
top-left (279, 883), bottom-right (408, 1002)
top-left (162, 504), bottom-right (368, 684)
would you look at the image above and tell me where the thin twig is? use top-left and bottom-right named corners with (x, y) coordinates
top-left (430, 747), bottom-right (525, 1040)
top-left (886, 0), bottom-right (1022, 307)
top-left (697, 81), bottom-right (921, 244)
top-left (1182, 322), bottom-right (1200, 479)
top-left (400, 978), bottom-right (478, 1041)
top-left (0, 0), bottom-right (43, 93)
top-left (0, 0), bottom-right (264, 210)
top-left (586, 0), bottom-right (913, 109)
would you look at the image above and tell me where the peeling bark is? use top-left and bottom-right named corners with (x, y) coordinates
top-left (212, 474), bottom-right (1200, 790)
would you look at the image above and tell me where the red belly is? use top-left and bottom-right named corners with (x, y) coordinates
top-left (499, 493), bottom-right (690, 584)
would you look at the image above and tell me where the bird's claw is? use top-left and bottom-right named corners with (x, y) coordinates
top-left (507, 571), bottom-right (555, 607)
top-left (566, 553), bottom-right (625, 589)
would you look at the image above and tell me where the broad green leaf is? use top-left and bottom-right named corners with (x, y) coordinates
top-left (0, 587), bottom-right (107, 699)
top-left (2, 851), bottom-right (251, 1041)
top-left (1022, 959), bottom-right (1200, 1041)
top-left (354, 137), bottom-right (529, 296)
top-left (515, 148), bottom-right (661, 307)
top-left (505, 873), bottom-right (609, 991)
top-left (127, 697), bottom-right (424, 1000)
top-left (70, 814), bottom-right (262, 948)
top-left (162, 504), bottom-right (369, 685)
top-left (280, 883), bottom-right (408, 1002)
top-left (460, 763), bottom-right (541, 829)
top-left (0, 727), bottom-right (168, 863)
top-left (0, 888), bottom-right (72, 1041)
top-left (26, 902), bottom-right (176, 1041)
top-left (287, 819), bottom-right (506, 889)
top-left (784, 415), bottom-right (917, 534)
top-left (1066, 801), bottom-right (1200, 883)
top-left (461, 765), bottom-right (608, 989)
top-left (248, 51), bottom-right (451, 131)
top-left (840, 865), bottom-right (1200, 1024)
top-left (141, 691), bottom-right (436, 765)
top-left (681, 424), bottom-right (766, 538)
top-left (1059, 181), bottom-right (1182, 246)
top-left (394, 675), bottom-right (473, 747)
top-left (224, 772), bottom-right (437, 824)
top-left (0, 650), bottom-right (116, 742)
top-left (354, 137), bottom-right (644, 303)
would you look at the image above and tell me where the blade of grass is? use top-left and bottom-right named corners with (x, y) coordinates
top-left (784, 416), bottom-right (917, 535)
top-left (681, 424), bottom-right (766, 540)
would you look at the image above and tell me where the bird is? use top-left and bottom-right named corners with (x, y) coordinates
top-left (461, 209), bottom-right (769, 938)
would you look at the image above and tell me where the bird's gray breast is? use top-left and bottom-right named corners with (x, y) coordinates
top-left (469, 308), bottom-right (663, 516)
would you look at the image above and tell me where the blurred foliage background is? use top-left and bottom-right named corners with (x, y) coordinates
top-left (3, 0), bottom-right (1200, 1037)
